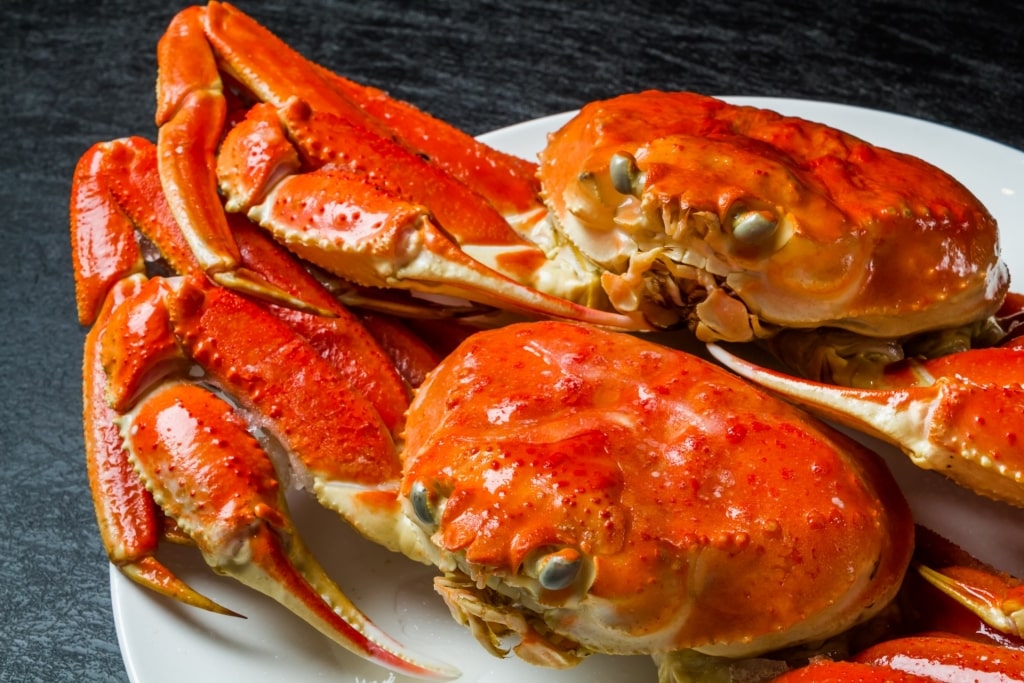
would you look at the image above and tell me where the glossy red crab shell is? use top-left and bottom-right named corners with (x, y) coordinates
top-left (402, 321), bottom-right (913, 657)
top-left (539, 91), bottom-right (1008, 340)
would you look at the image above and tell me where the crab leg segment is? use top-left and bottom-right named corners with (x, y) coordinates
top-left (216, 95), bottom-right (637, 327)
top-left (247, 164), bottom-right (644, 327)
top-left (203, 1), bottom-right (545, 229)
top-left (228, 216), bottom-right (414, 435)
top-left (155, 6), bottom-right (316, 310)
top-left (84, 276), bottom-right (235, 615)
top-left (155, 6), bottom-right (232, 274)
top-left (772, 639), bottom-right (1024, 683)
top-left (121, 381), bottom-right (457, 681)
top-left (70, 138), bottom-right (151, 325)
top-left (166, 280), bottom-right (401, 487)
top-left (708, 344), bottom-right (1024, 508)
top-left (918, 564), bottom-right (1024, 638)
top-left (852, 636), bottom-right (1024, 681)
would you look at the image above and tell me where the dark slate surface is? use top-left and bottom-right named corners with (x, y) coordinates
top-left (2, 0), bottom-right (1022, 680)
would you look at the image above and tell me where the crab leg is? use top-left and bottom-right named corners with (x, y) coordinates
top-left (97, 275), bottom-right (435, 562)
top-left (772, 638), bottom-right (1024, 683)
top-left (917, 564), bottom-right (1024, 639)
top-left (708, 343), bottom-right (1024, 509)
top-left (70, 139), bottom-right (147, 325)
top-left (908, 527), bottom-right (1024, 640)
top-left (228, 216), bottom-right (415, 434)
top-left (121, 381), bottom-right (457, 680)
top-left (203, 1), bottom-right (545, 230)
top-left (157, 4), bottom-right (642, 328)
top-left (214, 102), bottom-right (641, 328)
top-left (84, 276), bottom-right (237, 615)
top-left (852, 636), bottom-right (1024, 681)
top-left (93, 277), bottom-right (457, 678)
top-left (155, 6), bottom-right (312, 309)
top-left (225, 99), bottom-right (548, 277)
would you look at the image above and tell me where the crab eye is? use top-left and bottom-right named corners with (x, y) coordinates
top-left (731, 210), bottom-right (778, 243)
top-left (409, 481), bottom-right (437, 526)
top-left (609, 152), bottom-right (645, 197)
top-left (535, 548), bottom-right (583, 591)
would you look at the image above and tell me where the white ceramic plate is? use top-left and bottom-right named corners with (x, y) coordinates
top-left (113, 98), bottom-right (1024, 683)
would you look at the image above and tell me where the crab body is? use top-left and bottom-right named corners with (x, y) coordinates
top-left (539, 91), bottom-right (1008, 347)
top-left (403, 321), bottom-right (912, 665)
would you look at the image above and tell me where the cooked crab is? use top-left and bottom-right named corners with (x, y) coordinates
top-left (69, 3), bottom-right (1024, 681)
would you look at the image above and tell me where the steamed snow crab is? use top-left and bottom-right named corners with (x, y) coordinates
top-left (71, 2), bottom-right (1024, 681)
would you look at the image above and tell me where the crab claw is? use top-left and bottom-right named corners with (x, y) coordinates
top-left (120, 381), bottom-right (457, 681)
top-left (707, 344), bottom-right (1024, 508)
top-left (84, 276), bottom-right (236, 616)
top-left (215, 99), bottom-right (643, 330)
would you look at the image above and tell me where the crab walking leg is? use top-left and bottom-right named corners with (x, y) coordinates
top-left (222, 100), bottom-right (556, 283)
top-left (121, 382), bottom-right (458, 681)
top-left (84, 277), bottom-right (236, 615)
top-left (229, 216), bottom-right (414, 435)
top-left (313, 66), bottom-right (545, 230)
top-left (239, 163), bottom-right (644, 329)
top-left (203, 1), bottom-right (545, 229)
top-left (770, 660), bottom-right (936, 682)
top-left (70, 140), bottom-right (147, 325)
top-left (154, 7), bottom-right (232, 274)
top-left (217, 98), bottom-right (619, 323)
top-left (905, 526), bottom-right (1024, 643)
top-left (852, 636), bottom-right (1024, 681)
top-left (154, 7), bottom-right (313, 310)
top-left (917, 564), bottom-right (1024, 638)
top-left (708, 344), bottom-right (1024, 509)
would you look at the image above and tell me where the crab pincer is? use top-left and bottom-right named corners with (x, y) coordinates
top-left (707, 343), bottom-right (1024, 509)
top-left (120, 380), bottom-right (457, 680)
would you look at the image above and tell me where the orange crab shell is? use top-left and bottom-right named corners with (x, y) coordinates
top-left (539, 91), bottom-right (1008, 339)
top-left (402, 321), bottom-right (914, 657)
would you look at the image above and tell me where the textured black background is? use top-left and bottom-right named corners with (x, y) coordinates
top-left (2, 0), bottom-right (1022, 680)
